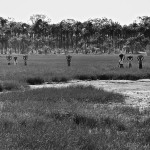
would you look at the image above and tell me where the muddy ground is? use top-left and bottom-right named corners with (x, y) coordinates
top-left (30, 79), bottom-right (150, 110)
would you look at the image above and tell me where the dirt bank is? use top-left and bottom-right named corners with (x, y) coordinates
top-left (29, 79), bottom-right (150, 110)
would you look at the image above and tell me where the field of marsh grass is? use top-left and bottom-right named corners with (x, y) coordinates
top-left (0, 86), bottom-right (150, 149)
top-left (1, 54), bottom-right (150, 149)
top-left (0, 54), bottom-right (150, 86)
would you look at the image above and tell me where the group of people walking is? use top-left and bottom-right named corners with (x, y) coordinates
top-left (118, 54), bottom-right (144, 69)
top-left (5, 54), bottom-right (145, 68)
top-left (6, 55), bottom-right (28, 66)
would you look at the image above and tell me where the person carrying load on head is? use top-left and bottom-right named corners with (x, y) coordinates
top-left (118, 53), bottom-right (125, 68)
top-left (23, 55), bottom-right (28, 66)
top-left (66, 55), bottom-right (72, 67)
top-left (127, 56), bottom-right (133, 68)
top-left (137, 55), bottom-right (144, 69)
top-left (14, 56), bottom-right (18, 65)
top-left (6, 55), bottom-right (12, 65)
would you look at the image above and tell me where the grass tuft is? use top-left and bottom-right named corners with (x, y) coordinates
top-left (100, 117), bottom-right (126, 131)
top-left (50, 112), bottom-right (72, 121)
top-left (73, 114), bottom-right (99, 129)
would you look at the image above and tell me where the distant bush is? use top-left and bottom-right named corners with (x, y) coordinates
top-left (75, 74), bottom-right (97, 80)
top-left (75, 73), bottom-right (148, 81)
top-left (51, 76), bottom-right (68, 82)
top-left (26, 77), bottom-right (44, 85)
top-left (3, 81), bottom-right (21, 91)
top-left (96, 74), bottom-right (113, 80)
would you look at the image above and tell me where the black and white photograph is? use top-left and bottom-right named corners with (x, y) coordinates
top-left (0, 0), bottom-right (150, 149)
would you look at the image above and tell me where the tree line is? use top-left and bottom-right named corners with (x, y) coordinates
top-left (0, 14), bottom-right (150, 54)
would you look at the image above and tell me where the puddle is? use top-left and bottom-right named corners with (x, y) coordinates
top-left (29, 79), bottom-right (150, 109)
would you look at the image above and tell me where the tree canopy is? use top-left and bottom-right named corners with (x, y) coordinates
top-left (0, 14), bottom-right (150, 54)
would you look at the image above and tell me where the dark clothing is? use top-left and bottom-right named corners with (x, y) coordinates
top-left (139, 62), bottom-right (142, 69)
top-left (129, 63), bottom-right (132, 68)
top-left (67, 61), bottom-right (71, 66)
top-left (137, 55), bottom-right (144, 69)
top-left (66, 55), bottom-right (72, 66)
top-left (14, 57), bottom-right (17, 61)
top-left (24, 61), bottom-right (27, 66)
top-left (120, 64), bottom-right (124, 68)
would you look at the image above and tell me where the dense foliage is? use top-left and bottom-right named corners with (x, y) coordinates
top-left (0, 15), bottom-right (150, 54)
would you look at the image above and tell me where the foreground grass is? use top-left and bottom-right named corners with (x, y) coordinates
top-left (0, 86), bottom-right (124, 104)
top-left (0, 86), bottom-right (150, 149)
top-left (0, 54), bottom-right (150, 85)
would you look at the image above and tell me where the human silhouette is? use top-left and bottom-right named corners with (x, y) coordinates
top-left (66, 55), bottom-right (72, 66)
top-left (23, 55), bottom-right (28, 66)
top-left (14, 56), bottom-right (18, 65)
top-left (137, 55), bottom-right (144, 69)
top-left (127, 56), bottom-right (133, 68)
top-left (6, 55), bottom-right (12, 65)
top-left (119, 54), bottom-right (125, 68)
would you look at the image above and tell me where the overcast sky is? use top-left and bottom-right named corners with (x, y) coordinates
top-left (0, 0), bottom-right (150, 25)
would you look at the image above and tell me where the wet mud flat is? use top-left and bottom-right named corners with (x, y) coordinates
top-left (30, 79), bottom-right (150, 110)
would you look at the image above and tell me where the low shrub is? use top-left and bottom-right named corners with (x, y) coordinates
top-left (3, 80), bottom-right (21, 91)
top-left (26, 77), bottom-right (44, 85)
top-left (96, 74), bottom-right (114, 80)
top-left (51, 76), bottom-right (68, 82)
top-left (116, 74), bottom-right (139, 80)
top-left (50, 112), bottom-right (72, 121)
top-left (100, 117), bottom-right (126, 131)
top-left (74, 74), bottom-right (93, 80)
top-left (73, 114), bottom-right (99, 129)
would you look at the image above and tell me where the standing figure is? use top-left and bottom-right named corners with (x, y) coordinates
top-left (119, 54), bottom-right (125, 68)
top-left (137, 55), bottom-right (144, 69)
top-left (23, 55), bottom-right (28, 66)
top-left (14, 56), bottom-right (18, 65)
top-left (66, 55), bottom-right (72, 67)
top-left (127, 56), bottom-right (133, 68)
top-left (6, 55), bottom-right (12, 65)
